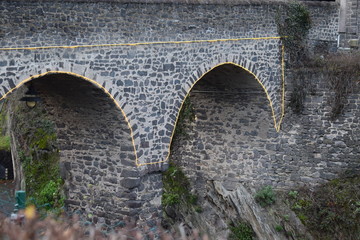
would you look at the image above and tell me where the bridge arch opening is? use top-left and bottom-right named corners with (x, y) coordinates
top-left (165, 63), bottom-right (275, 235)
top-left (0, 72), bottom-right (159, 226)
top-left (170, 62), bottom-right (274, 185)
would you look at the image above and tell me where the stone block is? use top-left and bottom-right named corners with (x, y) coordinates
top-left (120, 178), bottom-right (141, 189)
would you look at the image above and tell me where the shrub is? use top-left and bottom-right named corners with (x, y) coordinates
top-left (162, 192), bottom-right (181, 206)
top-left (288, 190), bottom-right (298, 199)
top-left (228, 221), bottom-right (254, 240)
top-left (38, 179), bottom-right (64, 208)
top-left (275, 225), bottom-right (283, 232)
top-left (276, 1), bottom-right (311, 66)
top-left (162, 164), bottom-right (201, 209)
top-left (254, 186), bottom-right (276, 207)
top-left (286, 175), bottom-right (360, 239)
top-left (323, 53), bottom-right (360, 120)
top-left (0, 135), bottom-right (10, 151)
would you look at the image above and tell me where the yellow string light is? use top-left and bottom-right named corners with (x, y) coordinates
top-left (0, 36), bottom-right (282, 51)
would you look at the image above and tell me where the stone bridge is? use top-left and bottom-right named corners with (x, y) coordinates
top-left (0, 0), bottom-right (345, 227)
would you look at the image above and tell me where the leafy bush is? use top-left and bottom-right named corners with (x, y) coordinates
top-left (13, 102), bottom-right (64, 214)
top-left (228, 221), bottom-right (254, 240)
top-left (38, 179), bottom-right (64, 208)
top-left (276, 1), bottom-right (311, 66)
top-left (286, 175), bottom-right (360, 239)
top-left (162, 192), bottom-right (181, 206)
top-left (275, 225), bottom-right (283, 232)
top-left (0, 135), bottom-right (10, 151)
top-left (255, 186), bottom-right (276, 207)
top-left (162, 164), bottom-right (200, 208)
top-left (288, 190), bottom-right (298, 199)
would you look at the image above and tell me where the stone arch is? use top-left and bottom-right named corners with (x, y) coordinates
top-left (1, 71), bottom-right (162, 226)
top-left (164, 56), bottom-right (284, 165)
top-left (165, 61), bottom-right (278, 237)
top-left (0, 71), bottom-right (139, 167)
top-left (183, 55), bottom-right (283, 132)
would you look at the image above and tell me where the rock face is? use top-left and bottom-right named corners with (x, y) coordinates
top-left (210, 182), bottom-right (279, 239)
top-left (164, 179), bottom-right (312, 239)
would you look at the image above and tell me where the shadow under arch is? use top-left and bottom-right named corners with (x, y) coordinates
top-left (0, 71), bottom-right (138, 166)
top-left (165, 61), bottom-right (285, 164)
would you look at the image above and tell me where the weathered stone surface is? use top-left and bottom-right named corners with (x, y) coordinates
top-left (120, 178), bottom-right (141, 189)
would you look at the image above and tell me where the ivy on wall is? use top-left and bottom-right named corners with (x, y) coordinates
top-left (276, 2), bottom-right (311, 67)
top-left (173, 95), bottom-right (195, 140)
top-left (276, 2), bottom-right (312, 114)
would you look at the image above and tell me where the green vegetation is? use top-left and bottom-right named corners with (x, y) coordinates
top-left (162, 164), bottom-right (200, 210)
top-left (0, 135), bottom-right (10, 151)
top-left (286, 175), bottom-right (360, 239)
top-left (0, 102), bottom-right (11, 151)
top-left (228, 221), bottom-right (255, 240)
top-left (275, 225), bottom-right (284, 232)
top-left (288, 190), bottom-right (298, 199)
top-left (276, 1), bottom-right (311, 66)
top-left (276, 2), bottom-right (312, 114)
top-left (254, 186), bottom-right (276, 207)
top-left (276, 2), bottom-right (359, 118)
top-left (173, 95), bottom-right (195, 139)
top-left (11, 98), bottom-right (64, 215)
top-left (21, 151), bottom-right (64, 212)
top-left (29, 120), bottom-right (57, 150)
top-left (163, 94), bottom-right (201, 221)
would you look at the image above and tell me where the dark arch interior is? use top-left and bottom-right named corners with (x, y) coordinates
top-left (0, 151), bottom-right (13, 180)
top-left (171, 62), bottom-right (273, 193)
top-left (193, 64), bottom-right (261, 91)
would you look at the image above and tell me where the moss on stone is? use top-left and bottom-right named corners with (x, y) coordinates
top-left (0, 135), bottom-right (10, 151)
top-left (11, 99), bottom-right (64, 214)
top-left (162, 163), bottom-right (202, 211)
top-left (0, 102), bottom-right (11, 151)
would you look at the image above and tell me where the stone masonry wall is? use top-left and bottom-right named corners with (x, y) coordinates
top-left (0, 0), bottom-right (339, 168)
top-left (0, 0), bottom-right (342, 228)
top-left (171, 68), bottom-right (360, 194)
top-left (29, 74), bottom-right (162, 227)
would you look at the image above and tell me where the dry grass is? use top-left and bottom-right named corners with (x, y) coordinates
top-left (324, 52), bottom-right (360, 119)
top-left (0, 207), bottom-right (208, 240)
